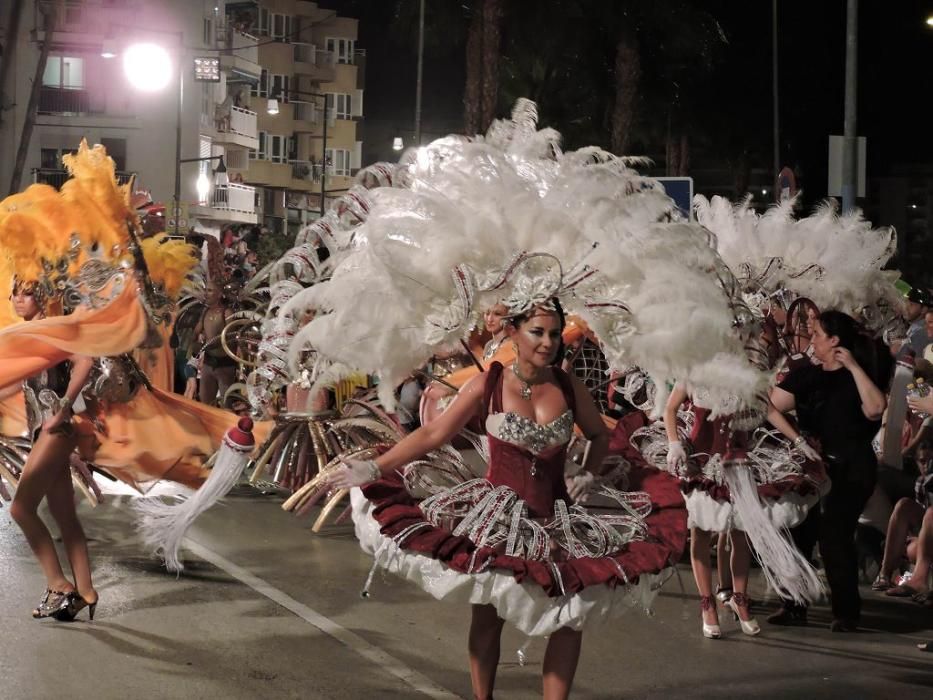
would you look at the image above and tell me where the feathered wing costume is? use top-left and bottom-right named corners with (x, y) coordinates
top-left (271, 100), bottom-right (778, 635)
top-left (0, 141), bottom-right (269, 494)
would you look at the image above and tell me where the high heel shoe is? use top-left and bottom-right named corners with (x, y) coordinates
top-left (700, 595), bottom-right (721, 639)
top-left (726, 592), bottom-right (760, 636)
top-left (52, 592), bottom-right (98, 622)
top-left (32, 589), bottom-right (71, 619)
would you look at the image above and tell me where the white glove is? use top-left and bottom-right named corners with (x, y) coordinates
top-left (567, 471), bottom-right (596, 503)
top-left (666, 441), bottom-right (687, 470)
top-left (328, 458), bottom-right (381, 489)
top-left (793, 437), bottom-right (821, 462)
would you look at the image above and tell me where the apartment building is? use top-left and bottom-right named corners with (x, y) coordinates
top-left (226, 0), bottom-right (363, 234)
top-left (0, 0), bottom-right (363, 237)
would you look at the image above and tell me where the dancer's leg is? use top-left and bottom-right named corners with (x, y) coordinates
top-left (880, 498), bottom-right (923, 579)
top-left (468, 604), bottom-right (505, 700)
top-left (542, 627), bottom-right (583, 700)
top-left (717, 532), bottom-right (733, 592)
top-left (9, 431), bottom-right (78, 593)
top-left (199, 364), bottom-right (219, 405)
top-left (45, 466), bottom-right (96, 604)
top-left (691, 528), bottom-right (717, 625)
top-left (730, 530), bottom-right (754, 621)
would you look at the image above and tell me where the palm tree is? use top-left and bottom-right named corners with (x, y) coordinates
top-left (464, 0), bottom-right (506, 135)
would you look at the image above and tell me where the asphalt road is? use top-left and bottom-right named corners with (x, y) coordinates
top-left (2, 482), bottom-right (932, 699)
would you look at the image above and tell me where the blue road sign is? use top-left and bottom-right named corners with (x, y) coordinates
top-left (656, 177), bottom-right (694, 220)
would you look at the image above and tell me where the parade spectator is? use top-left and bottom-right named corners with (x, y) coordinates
top-left (767, 310), bottom-right (886, 632)
top-left (898, 287), bottom-right (931, 358)
top-left (874, 438), bottom-right (933, 597)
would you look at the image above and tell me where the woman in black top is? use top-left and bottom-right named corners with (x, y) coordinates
top-left (767, 310), bottom-right (886, 631)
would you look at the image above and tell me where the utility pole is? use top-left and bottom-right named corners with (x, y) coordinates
top-left (0, 0), bottom-right (25, 126)
top-left (772, 0), bottom-right (780, 199)
top-left (8, 0), bottom-right (57, 195)
top-left (841, 0), bottom-right (858, 214)
top-left (414, 0), bottom-right (425, 145)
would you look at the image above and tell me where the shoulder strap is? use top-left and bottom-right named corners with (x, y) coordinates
top-left (553, 367), bottom-right (577, 414)
top-left (482, 362), bottom-right (505, 421)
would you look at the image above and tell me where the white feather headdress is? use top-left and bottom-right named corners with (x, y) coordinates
top-left (694, 194), bottom-right (902, 333)
top-left (287, 100), bottom-right (771, 417)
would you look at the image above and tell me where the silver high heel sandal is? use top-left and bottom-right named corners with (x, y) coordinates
top-left (700, 595), bottom-right (721, 639)
top-left (727, 592), bottom-right (760, 636)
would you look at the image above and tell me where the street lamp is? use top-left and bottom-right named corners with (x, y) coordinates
top-left (123, 43), bottom-right (173, 92)
top-left (392, 137), bottom-right (404, 151)
top-left (267, 88), bottom-right (329, 217)
top-left (182, 154), bottom-right (229, 209)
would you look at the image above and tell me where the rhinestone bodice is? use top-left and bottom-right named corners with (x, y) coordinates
top-left (485, 410), bottom-right (574, 455)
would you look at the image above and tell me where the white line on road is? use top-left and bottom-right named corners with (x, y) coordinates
top-left (183, 537), bottom-right (463, 700)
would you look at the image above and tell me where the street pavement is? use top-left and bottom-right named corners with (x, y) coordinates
top-left (2, 482), bottom-right (932, 700)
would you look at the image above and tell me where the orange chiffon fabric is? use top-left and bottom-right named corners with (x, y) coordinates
top-left (75, 388), bottom-right (271, 491)
top-left (0, 284), bottom-right (147, 391)
top-left (0, 284), bottom-right (271, 490)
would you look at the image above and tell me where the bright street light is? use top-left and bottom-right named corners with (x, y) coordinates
top-left (196, 172), bottom-right (210, 204)
top-left (123, 43), bottom-right (172, 91)
top-left (393, 137), bottom-right (404, 151)
top-left (266, 98), bottom-right (280, 115)
top-left (926, 16), bottom-right (933, 27)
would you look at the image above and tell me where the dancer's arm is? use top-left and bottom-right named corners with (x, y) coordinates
top-left (42, 355), bottom-right (94, 432)
top-left (568, 375), bottom-right (609, 475)
top-left (663, 383), bottom-right (688, 470)
top-left (372, 372), bottom-right (486, 474)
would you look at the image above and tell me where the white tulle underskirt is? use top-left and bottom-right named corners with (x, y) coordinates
top-left (684, 490), bottom-right (820, 532)
top-left (351, 489), bottom-right (672, 637)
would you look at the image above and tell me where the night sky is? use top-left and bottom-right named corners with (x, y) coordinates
top-left (319, 0), bottom-right (933, 203)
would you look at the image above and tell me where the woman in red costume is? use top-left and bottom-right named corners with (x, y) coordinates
top-left (327, 301), bottom-right (686, 700)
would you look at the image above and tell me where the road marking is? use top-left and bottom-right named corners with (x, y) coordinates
top-left (184, 538), bottom-right (462, 700)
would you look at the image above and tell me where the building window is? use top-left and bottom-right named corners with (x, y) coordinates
top-left (251, 131), bottom-right (268, 160)
top-left (325, 148), bottom-right (351, 177)
top-left (269, 134), bottom-right (288, 163)
top-left (43, 55), bottom-right (85, 89)
top-left (271, 74), bottom-right (289, 102)
top-left (100, 137), bottom-right (127, 172)
top-left (271, 13), bottom-right (293, 41)
top-left (325, 93), bottom-right (351, 120)
top-left (251, 69), bottom-right (269, 98)
top-left (325, 37), bottom-right (355, 64)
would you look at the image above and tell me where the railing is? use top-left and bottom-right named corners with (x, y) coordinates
top-left (33, 168), bottom-right (134, 189)
top-left (211, 183), bottom-right (256, 215)
top-left (222, 29), bottom-right (259, 65)
top-left (293, 43), bottom-right (335, 70)
top-left (290, 161), bottom-right (336, 183)
top-left (226, 105), bottom-right (257, 138)
top-left (38, 86), bottom-right (91, 115)
top-left (292, 100), bottom-right (318, 123)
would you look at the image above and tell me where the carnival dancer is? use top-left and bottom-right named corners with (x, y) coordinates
top-left (0, 141), bottom-right (270, 600)
top-left (328, 300), bottom-right (685, 699)
top-left (288, 100), bottom-right (774, 698)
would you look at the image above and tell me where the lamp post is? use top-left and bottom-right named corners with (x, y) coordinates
top-left (267, 88), bottom-right (329, 217)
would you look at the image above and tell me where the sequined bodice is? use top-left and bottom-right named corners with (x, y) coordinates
top-left (23, 362), bottom-right (71, 438)
top-left (485, 410), bottom-right (573, 455)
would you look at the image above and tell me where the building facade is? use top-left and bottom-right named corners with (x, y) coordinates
top-left (0, 0), bottom-right (363, 237)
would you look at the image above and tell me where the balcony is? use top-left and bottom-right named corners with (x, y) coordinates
top-left (214, 105), bottom-right (259, 150)
top-left (33, 168), bottom-right (134, 189)
top-left (38, 86), bottom-right (93, 116)
top-left (219, 29), bottom-right (262, 84)
top-left (292, 43), bottom-right (336, 82)
top-left (189, 183), bottom-right (258, 225)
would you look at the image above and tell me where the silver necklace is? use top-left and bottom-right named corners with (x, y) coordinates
top-left (511, 361), bottom-right (542, 400)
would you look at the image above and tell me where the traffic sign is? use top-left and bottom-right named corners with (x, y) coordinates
top-left (656, 177), bottom-right (694, 220)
